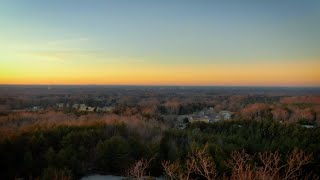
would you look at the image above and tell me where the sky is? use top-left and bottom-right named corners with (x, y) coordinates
top-left (0, 0), bottom-right (320, 86)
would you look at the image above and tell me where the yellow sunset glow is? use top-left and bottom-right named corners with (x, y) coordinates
top-left (1, 59), bottom-right (319, 86)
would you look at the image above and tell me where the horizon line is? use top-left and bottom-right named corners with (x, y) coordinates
top-left (1, 84), bottom-right (320, 88)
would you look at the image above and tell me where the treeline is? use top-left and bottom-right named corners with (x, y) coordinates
top-left (0, 119), bottom-right (319, 179)
top-left (0, 123), bottom-right (160, 179)
top-left (1, 90), bottom-right (320, 126)
top-left (162, 120), bottom-right (320, 176)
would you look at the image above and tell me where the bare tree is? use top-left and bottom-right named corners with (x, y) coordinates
top-left (127, 155), bottom-right (157, 179)
top-left (227, 150), bottom-right (256, 180)
top-left (159, 148), bottom-right (316, 180)
top-left (162, 161), bottom-right (183, 180)
top-left (192, 144), bottom-right (216, 180)
top-left (256, 151), bottom-right (282, 179)
top-left (162, 144), bottom-right (216, 180)
top-left (227, 150), bottom-right (315, 180)
top-left (283, 149), bottom-right (313, 180)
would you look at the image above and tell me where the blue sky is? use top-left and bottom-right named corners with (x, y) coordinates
top-left (0, 0), bottom-right (319, 85)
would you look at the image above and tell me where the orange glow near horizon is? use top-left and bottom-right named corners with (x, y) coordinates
top-left (1, 60), bottom-right (319, 87)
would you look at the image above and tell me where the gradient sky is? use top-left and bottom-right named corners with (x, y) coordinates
top-left (1, 0), bottom-right (320, 86)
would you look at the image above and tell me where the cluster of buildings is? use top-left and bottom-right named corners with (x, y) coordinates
top-left (56, 103), bottom-right (114, 112)
top-left (176, 107), bottom-right (233, 129)
top-left (31, 106), bottom-right (44, 112)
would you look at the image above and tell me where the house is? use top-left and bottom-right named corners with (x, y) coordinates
top-left (56, 103), bottom-right (64, 109)
top-left (212, 115), bottom-right (222, 122)
top-left (72, 103), bottom-right (79, 109)
top-left (79, 104), bottom-right (87, 111)
top-left (176, 108), bottom-right (233, 127)
top-left (189, 109), bottom-right (232, 124)
top-left (176, 123), bottom-right (187, 129)
top-left (190, 115), bottom-right (210, 123)
top-left (31, 106), bottom-right (44, 111)
top-left (87, 106), bottom-right (95, 112)
top-left (301, 125), bottom-right (315, 129)
top-left (177, 115), bottom-right (190, 123)
top-left (219, 111), bottom-right (232, 120)
top-left (205, 107), bottom-right (215, 114)
top-left (96, 106), bottom-right (114, 112)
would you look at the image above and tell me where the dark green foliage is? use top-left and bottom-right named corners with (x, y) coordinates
top-left (41, 167), bottom-right (72, 180)
top-left (96, 136), bottom-right (131, 173)
top-left (0, 123), bottom-right (146, 179)
top-left (0, 120), bottom-right (319, 179)
top-left (298, 118), bottom-right (316, 125)
top-left (186, 120), bottom-right (320, 175)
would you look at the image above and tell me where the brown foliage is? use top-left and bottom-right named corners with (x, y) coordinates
top-left (280, 96), bottom-right (320, 105)
top-left (0, 111), bottom-right (166, 142)
top-left (164, 99), bottom-right (181, 114)
top-left (289, 108), bottom-right (315, 123)
top-left (240, 103), bottom-right (270, 120)
top-left (271, 108), bottom-right (289, 121)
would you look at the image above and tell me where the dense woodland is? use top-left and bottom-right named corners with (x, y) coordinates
top-left (0, 86), bottom-right (320, 179)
